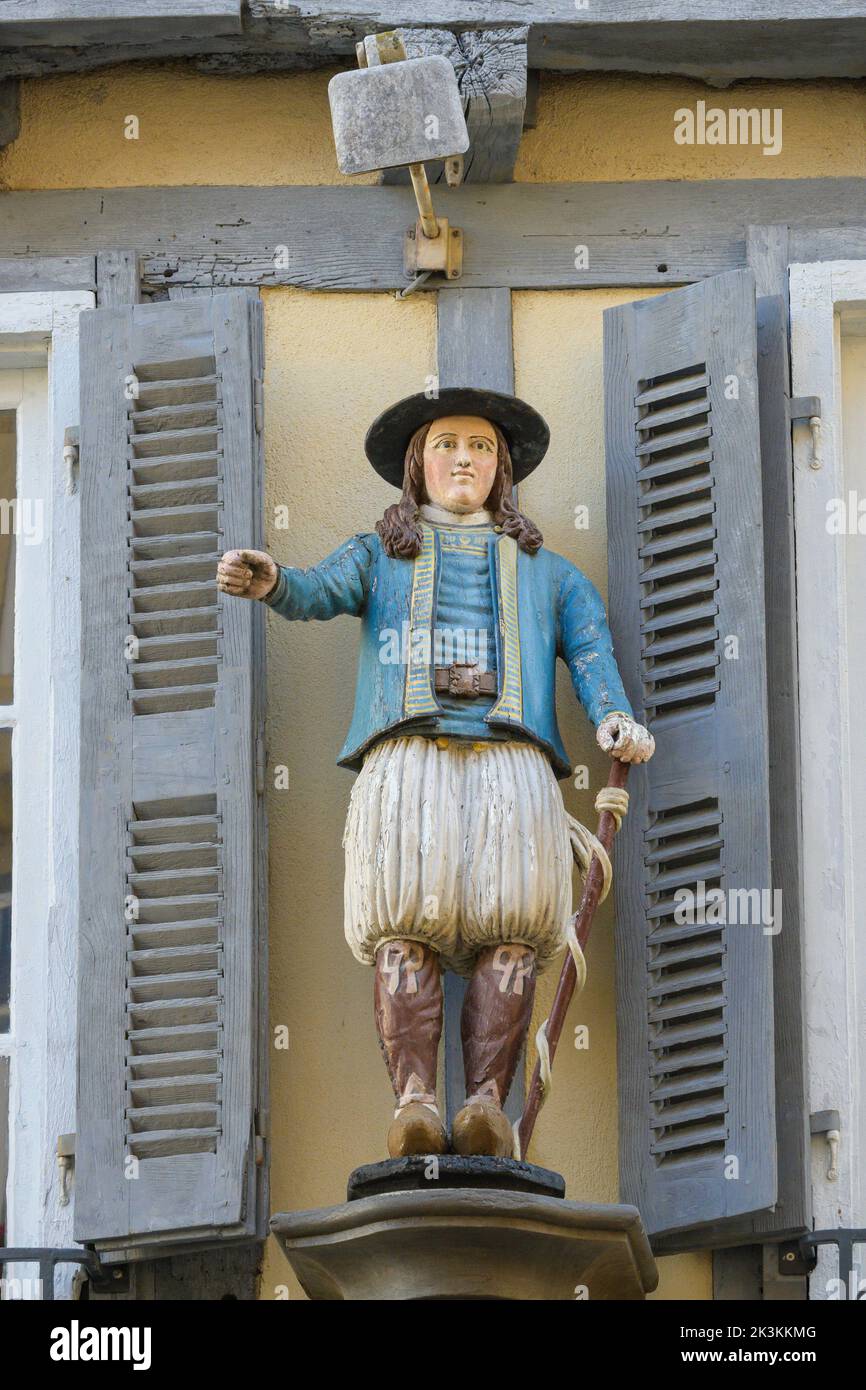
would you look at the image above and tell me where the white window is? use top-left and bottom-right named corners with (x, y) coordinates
top-left (0, 292), bottom-right (92, 1298)
top-left (790, 262), bottom-right (866, 1300)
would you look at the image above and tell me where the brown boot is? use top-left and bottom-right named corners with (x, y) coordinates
top-left (374, 940), bottom-right (447, 1158)
top-left (452, 943), bottom-right (537, 1158)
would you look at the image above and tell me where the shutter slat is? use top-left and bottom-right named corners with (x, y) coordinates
top-left (635, 445), bottom-right (714, 480)
top-left (606, 269), bottom-right (775, 1243)
top-left (634, 371), bottom-right (710, 406)
top-left (130, 605), bottom-right (219, 638)
top-left (638, 522), bottom-right (717, 558)
top-left (76, 290), bottom-right (267, 1252)
top-left (649, 1044), bottom-right (727, 1078)
top-left (130, 529), bottom-right (220, 556)
top-left (643, 623), bottom-right (717, 658)
top-left (649, 936), bottom-right (724, 968)
top-left (635, 422), bottom-right (712, 456)
top-left (637, 498), bottom-right (715, 531)
top-left (650, 1097), bottom-right (728, 1129)
top-left (639, 575), bottom-right (717, 609)
top-left (639, 474), bottom-right (713, 506)
top-left (636, 397), bottom-right (712, 431)
top-left (128, 944), bottom-right (221, 973)
top-left (646, 965), bottom-right (726, 998)
top-left (643, 651), bottom-right (721, 683)
top-left (129, 921), bottom-right (222, 949)
top-left (128, 1129), bottom-right (222, 1159)
top-left (650, 1123), bottom-right (728, 1156)
top-left (135, 376), bottom-right (220, 409)
top-left (128, 1050), bottom-right (220, 1079)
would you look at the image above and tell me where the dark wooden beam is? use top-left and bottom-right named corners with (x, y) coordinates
top-left (4, 4), bottom-right (866, 86)
top-left (1, 179), bottom-right (866, 294)
top-left (0, 79), bottom-right (20, 149)
top-left (383, 29), bottom-right (527, 185)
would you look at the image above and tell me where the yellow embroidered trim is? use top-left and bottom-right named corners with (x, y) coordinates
top-left (403, 524), bottom-right (440, 718)
top-left (440, 540), bottom-right (488, 557)
top-left (488, 534), bottom-right (523, 722)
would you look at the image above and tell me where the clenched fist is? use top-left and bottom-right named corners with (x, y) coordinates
top-left (217, 548), bottom-right (279, 600)
top-left (596, 712), bottom-right (655, 764)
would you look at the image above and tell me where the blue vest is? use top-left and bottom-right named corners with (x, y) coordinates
top-left (264, 523), bottom-right (633, 779)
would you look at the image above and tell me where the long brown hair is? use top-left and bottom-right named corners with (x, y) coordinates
top-left (375, 420), bottom-right (543, 559)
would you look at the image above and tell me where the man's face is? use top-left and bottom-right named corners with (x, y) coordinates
top-left (422, 415), bottom-right (498, 514)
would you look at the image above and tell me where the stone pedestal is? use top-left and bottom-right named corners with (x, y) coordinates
top-left (271, 1157), bottom-right (658, 1301)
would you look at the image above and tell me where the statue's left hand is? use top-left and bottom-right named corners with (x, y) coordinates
top-left (596, 712), bottom-right (655, 764)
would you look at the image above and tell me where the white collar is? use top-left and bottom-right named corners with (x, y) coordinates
top-left (420, 502), bottom-right (494, 527)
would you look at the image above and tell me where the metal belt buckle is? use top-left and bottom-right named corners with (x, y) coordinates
top-left (448, 662), bottom-right (480, 697)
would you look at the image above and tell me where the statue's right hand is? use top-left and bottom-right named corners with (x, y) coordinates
top-left (217, 548), bottom-right (279, 601)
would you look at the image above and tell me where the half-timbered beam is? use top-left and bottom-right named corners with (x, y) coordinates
top-left (4, 4), bottom-right (866, 86)
top-left (1, 180), bottom-right (866, 294)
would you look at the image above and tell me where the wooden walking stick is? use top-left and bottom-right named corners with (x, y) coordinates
top-left (517, 756), bottom-right (630, 1160)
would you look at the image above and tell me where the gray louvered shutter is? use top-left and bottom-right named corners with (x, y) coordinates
top-left (75, 291), bottom-right (268, 1257)
top-left (604, 269), bottom-right (776, 1246)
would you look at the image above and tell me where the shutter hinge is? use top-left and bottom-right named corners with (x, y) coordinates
top-left (57, 1132), bottom-right (75, 1207)
top-left (254, 1109), bottom-right (269, 1167)
top-left (811, 1108), bottom-right (841, 1182)
top-left (255, 731), bottom-right (266, 795)
top-left (63, 426), bottom-right (79, 495)
top-left (789, 395), bottom-right (822, 470)
top-left (254, 377), bottom-right (264, 435)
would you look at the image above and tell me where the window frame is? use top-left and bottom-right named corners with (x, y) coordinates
top-left (790, 261), bottom-right (866, 1298)
top-left (0, 291), bottom-right (92, 1296)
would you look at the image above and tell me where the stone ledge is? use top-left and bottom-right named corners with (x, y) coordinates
top-left (271, 1188), bottom-right (658, 1300)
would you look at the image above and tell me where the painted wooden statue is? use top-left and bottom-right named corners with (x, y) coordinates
top-left (217, 388), bottom-right (654, 1160)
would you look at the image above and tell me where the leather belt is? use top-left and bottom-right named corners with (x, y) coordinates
top-left (433, 663), bottom-right (496, 698)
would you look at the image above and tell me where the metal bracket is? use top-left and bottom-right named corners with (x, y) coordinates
top-left (0, 1245), bottom-right (121, 1300)
top-left (357, 31), bottom-right (465, 288)
top-left (403, 219), bottom-right (463, 282)
top-left (789, 395), bottom-right (822, 470)
top-left (63, 425), bottom-right (79, 495)
top-left (57, 1132), bottom-right (75, 1207)
top-left (789, 395), bottom-right (821, 422)
top-left (777, 1238), bottom-right (816, 1277)
top-left (254, 1108), bottom-right (269, 1167)
top-left (799, 1228), bottom-right (866, 1299)
top-left (811, 1108), bottom-right (841, 1181)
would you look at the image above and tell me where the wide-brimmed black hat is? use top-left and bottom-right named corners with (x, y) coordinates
top-left (364, 387), bottom-right (550, 488)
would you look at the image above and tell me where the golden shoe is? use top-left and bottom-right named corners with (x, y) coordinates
top-left (387, 1102), bottom-right (447, 1158)
top-left (452, 1098), bottom-right (514, 1158)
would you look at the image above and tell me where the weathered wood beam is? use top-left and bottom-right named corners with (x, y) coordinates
top-left (382, 29), bottom-right (527, 185)
top-left (0, 79), bottom-right (20, 149)
top-left (0, 1), bottom-right (241, 45)
top-left (1, 180), bottom-right (865, 293)
top-left (3, 4), bottom-right (866, 86)
top-left (96, 247), bottom-right (142, 305)
top-left (0, 254), bottom-right (96, 293)
top-left (746, 224), bottom-right (790, 301)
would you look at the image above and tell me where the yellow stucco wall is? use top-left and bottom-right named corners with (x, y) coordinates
top-left (6, 58), bottom-right (848, 1302)
top-left (2, 64), bottom-right (866, 188)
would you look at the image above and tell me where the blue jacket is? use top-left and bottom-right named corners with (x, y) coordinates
top-left (264, 524), bottom-right (633, 779)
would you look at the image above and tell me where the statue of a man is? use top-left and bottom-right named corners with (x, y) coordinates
top-left (218, 388), bottom-right (654, 1160)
